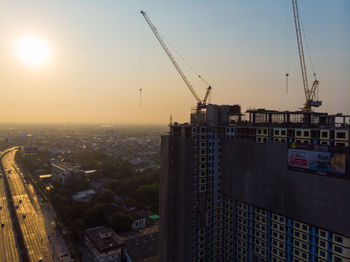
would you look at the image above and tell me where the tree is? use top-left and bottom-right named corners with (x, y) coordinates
top-left (96, 189), bottom-right (114, 203)
top-left (84, 203), bottom-right (111, 227)
top-left (108, 212), bottom-right (133, 233)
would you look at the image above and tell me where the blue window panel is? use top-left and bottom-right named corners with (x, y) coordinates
top-left (267, 211), bottom-right (272, 220)
top-left (328, 232), bottom-right (333, 242)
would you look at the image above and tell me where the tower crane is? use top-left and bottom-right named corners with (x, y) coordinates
top-left (140, 10), bottom-right (212, 111)
top-left (292, 0), bottom-right (322, 112)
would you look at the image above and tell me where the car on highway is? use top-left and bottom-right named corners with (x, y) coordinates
top-left (22, 214), bottom-right (26, 219)
top-left (19, 199), bottom-right (22, 204)
top-left (1, 223), bottom-right (4, 229)
top-left (38, 258), bottom-right (43, 262)
top-left (15, 205), bottom-right (19, 209)
top-left (7, 170), bottom-right (11, 174)
top-left (0, 205), bottom-right (2, 210)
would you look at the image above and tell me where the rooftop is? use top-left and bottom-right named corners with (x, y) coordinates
top-left (84, 226), bottom-right (124, 253)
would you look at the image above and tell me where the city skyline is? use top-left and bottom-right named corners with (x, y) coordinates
top-left (0, 0), bottom-right (349, 124)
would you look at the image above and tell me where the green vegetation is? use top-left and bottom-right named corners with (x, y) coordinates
top-left (19, 150), bottom-right (160, 242)
top-left (65, 151), bottom-right (160, 212)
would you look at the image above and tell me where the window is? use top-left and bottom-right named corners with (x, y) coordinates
top-left (304, 131), bottom-right (309, 137)
top-left (263, 129), bottom-right (267, 135)
top-left (274, 130), bottom-right (279, 135)
top-left (334, 257), bottom-right (342, 262)
top-left (296, 131), bottom-right (302, 136)
top-left (336, 132), bottom-right (346, 139)
top-left (281, 130), bottom-right (286, 136)
top-left (319, 250), bottom-right (326, 257)
top-left (334, 246), bottom-right (343, 253)
top-left (334, 236), bottom-right (343, 243)
top-left (319, 240), bottom-right (326, 247)
top-left (302, 225), bottom-right (308, 231)
top-left (320, 231), bottom-right (326, 238)
top-left (321, 131), bottom-right (328, 138)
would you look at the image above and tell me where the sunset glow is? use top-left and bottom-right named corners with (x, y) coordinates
top-left (15, 36), bottom-right (51, 66)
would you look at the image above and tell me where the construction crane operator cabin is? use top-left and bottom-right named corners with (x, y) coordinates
top-left (141, 2), bottom-right (350, 262)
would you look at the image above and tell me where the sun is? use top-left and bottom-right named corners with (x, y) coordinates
top-left (15, 36), bottom-right (51, 66)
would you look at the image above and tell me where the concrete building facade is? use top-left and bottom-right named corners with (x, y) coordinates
top-left (160, 105), bottom-right (350, 262)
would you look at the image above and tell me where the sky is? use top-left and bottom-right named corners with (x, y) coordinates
top-left (0, 0), bottom-right (349, 124)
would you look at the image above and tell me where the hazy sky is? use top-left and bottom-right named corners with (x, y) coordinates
top-left (0, 0), bottom-right (349, 124)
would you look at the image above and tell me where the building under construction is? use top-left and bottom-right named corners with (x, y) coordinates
top-left (142, 2), bottom-right (350, 261)
top-left (160, 106), bottom-right (350, 262)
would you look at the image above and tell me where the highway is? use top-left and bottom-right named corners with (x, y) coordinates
top-left (0, 150), bottom-right (20, 262)
top-left (1, 149), bottom-right (53, 262)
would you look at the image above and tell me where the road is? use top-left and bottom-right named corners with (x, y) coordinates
top-left (0, 150), bottom-right (20, 262)
top-left (1, 149), bottom-right (71, 262)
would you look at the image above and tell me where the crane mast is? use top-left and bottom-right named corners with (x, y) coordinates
top-left (292, 0), bottom-right (321, 112)
top-left (140, 10), bottom-right (211, 110)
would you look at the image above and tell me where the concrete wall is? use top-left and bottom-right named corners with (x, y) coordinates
top-left (222, 138), bottom-right (350, 237)
top-left (160, 135), bottom-right (193, 262)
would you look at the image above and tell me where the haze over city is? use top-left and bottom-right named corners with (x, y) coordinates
top-left (0, 0), bottom-right (349, 124)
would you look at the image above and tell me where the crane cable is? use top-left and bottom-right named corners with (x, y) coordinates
top-left (298, 3), bottom-right (316, 79)
top-left (158, 31), bottom-right (212, 90)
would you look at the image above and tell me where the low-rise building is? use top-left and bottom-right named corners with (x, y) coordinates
top-left (72, 189), bottom-right (96, 203)
top-left (51, 162), bottom-right (74, 186)
top-left (84, 226), bottom-right (126, 262)
top-left (130, 210), bottom-right (152, 230)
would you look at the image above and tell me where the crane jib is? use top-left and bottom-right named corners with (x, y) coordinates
top-left (140, 10), bottom-right (211, 109)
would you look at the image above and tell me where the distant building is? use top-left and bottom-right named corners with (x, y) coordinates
top-left (114, 194), bottom-right (124, 202)
top-left (90, 181), bottom-right (104, 193)
top-left (72, 189), bottom-right (96, 203)
top-left (130, 210), bottom-right (153, 230)
top-left (84, 226), bottom-right (127, 262)
top-left (24, 147), bottom-right (38, 154)
top-left (39, 174), bottom-right (52, 184)
top-left (51, 162), bottom-right (74, 186)
top-left (51, 160), bottom-right (84, 186)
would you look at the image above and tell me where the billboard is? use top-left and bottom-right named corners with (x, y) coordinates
top-left (288, 149), bottom-right (331, 172)
top-left (330, 154), bottom-right (346, 174)
top-left (288, 145), bottom-right (347, 176)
